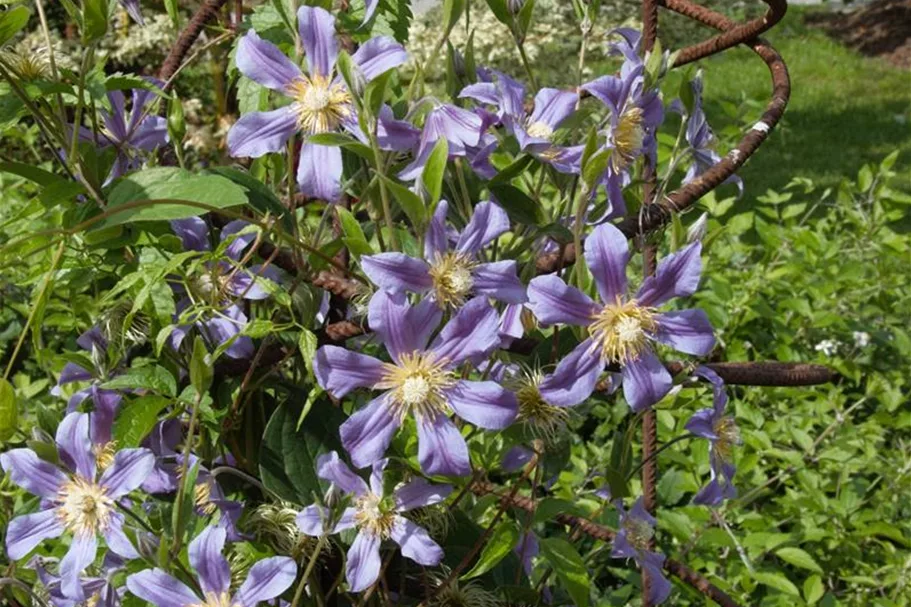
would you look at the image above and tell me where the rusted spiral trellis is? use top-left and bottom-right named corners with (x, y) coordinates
top-left (157, 0), bottom-right (823, 604)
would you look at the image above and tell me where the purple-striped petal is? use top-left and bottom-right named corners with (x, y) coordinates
top-left (390, 516), bottom-right (444, 565)
top-left (527, 275), bottom-right (598, 326)
top-left (297, 505), bottom-right (331, 536)
top-left (369, 458), bottom-right (387, 495)
top-left (581, 75), bottom-right (624, 117)
top-left (316, 451), bottom-right (368, 496)
top-left (417, 414), bottom-right (470, 476)
top-left (189, 526), bottom-right (230, 596)
top-left (0, 449), bottom-right (67, 498)
top-left (227, 106), bottom-right (298, 158)
top-left (636, 242), bottom-right (702, 307)
top-left (352, 36), bottom-right (407, 82)
top-left (375, 104), bottom-right (420, 151)
top-left (424, 200), bottom-right (451, 260)
top-left (88, 387), bottom-right (120, 446)
top-left (102, 512), bottom-right (139, 559)
top-left (5, 509), bottom-right (65, 560)
top-left (529, 88), bottom-right (577, 129)
top-left (394, 479), bottom-right (452, 512)
top-left (455, 201), bottom-right (510, 255)
top-left (538, 339), bottom-right (604, 407)
top-left (56, 412), bottom-right (96, 480)
top-left (585, 222), bottom-right (630, 304)
top-left (684, 408), bottom-right (718, 440)
top-left (339, 394), bottom-right (401, 470)
top-left (429, 297), bottom-right (500, 368)
top-left (99, 448), bottom-right (155, 498)
top-left (368, 290), bottom-right (442, 364)
top-left (459, 82), bottom-right (500, 106)
top-left (652, 309), bottom-right (715, 356)
top-left (130, 116), bottom-right (169, 151)
top-left (346, 531), bottom-right (381, 592)
top-left (472, 261), bottom-right (526, 304)
top-left (60, 533), bottom-right (97, 600)
top-left (170, 218), bottom-right (210, 252)
top-left (361, 253), bottom-right (433, 295)
top-left (621, 349), bottom-right (672, 412)
top-left (59, 362), bottom-right (93, 385)
top-left (297, 141), bottom-right (343, 201)
top-left (444, 380), bottom-right (517, 429)
top-left (234, 556), bottom-right (297, 606)
top-left (298, 6), bottom-right (337, 78)
top-left (126, 569), bottom-right (200, 607)
top-left (219, 220), bottom-right (256, 260)
top-left (313, 346), bottom-right (385, 398)
top-left (236, 31), bottom-right (302, 91)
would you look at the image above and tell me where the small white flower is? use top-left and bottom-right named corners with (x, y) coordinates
top-left (852, 331), bottom-right (871, 348)
top-left (814, 339), bottom-right (840, 357)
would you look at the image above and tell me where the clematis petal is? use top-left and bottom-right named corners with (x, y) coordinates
top-left (455, 200), bottom-right (510, 255)
top-left (130, 116), bottom-right (169, 151)
top-left (368, 290), bottom-right (442, 364)
top-left (103, 511), bottom-right (139, 558)
top-left (444, 380), bottom-right (517, 430)
top-left (417, 414), bottom-right (471, 477)
top-left (126, 569), bottom-right (200, 607)
top-left (458, 82), bottom-right (500, 106)
top-left (5, 510), bottom-right (65, 560)
top-left (346, 531), bottom-right (382, 593)
top-left (297, 142), bottom-right (343, 202)
top-left (529, 88), bottom-right (578, 129)
top-left (298, 6), bottom-right (338, 78)
top-left (60, 533), bottom-right (97, 600)
top-left (429, 297), bottom-right (500, 368)
top-left (0, 449), bottom-right (67, 498)
top-left (472, 261), bottom-right (527, 304)
top-left (390, 516), bottom-right (444, 566)
top-left (235, 31), bottom-right (302, 91)
top-left (641, 553), bottom-right (672, 605)
top-left (394, 479), bottom-right (452, 512)
top-left (233, 556), bottom-right (297, 606)
top-left (334, 507), bottom-right (358, 533)
top-left (352, 36), bottom-right (408, 82)
top-left (684, 408), bottom-right (718, 440)
top-left (99, 448), bottom-right (155, 498)
top-left (621, 349), bottom-right (672, 412)
top-left (219, 220), bottom-right (256, 260)
top-left (538, 339), bottom-right (604, 407)
top-left (316, 451), bottom-right (368, 496)
top-left (636, 241), bottom-right (703, 307)
top-left (313, 345), bottom-right (385, 398)
top-left (581, 75), bottom-right (624, 117)
top-left (584, 222), bottom-right (630, 303)
top-left (339, 393), bottom-right (401, 470)
top-left (59, 362), bottom-right (93, 385)
top-left (189, 526), bottom-right (231, 597)
top-left (297, 505), bottom-right (330, 536)
top-left (227, 107), bottom-right (298, 158)
top-left (424, 200), bottom-right (450, 260)
top-left (56, 412), bottom-right (96, 480)
top-left (652, 309), bottom-right (715, 356)
top-left (527, 275), bottom-right (598, 326)
top-left (361, 253), bottom-right (433, 295)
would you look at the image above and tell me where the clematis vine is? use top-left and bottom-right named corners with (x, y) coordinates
top-left (613, 497), bottom-right (672, 605)
top-left (297, 452), bottom-right (450, 592)
top-left (361, 200), bottom-right (525, 309)
top-left (227, 6), bottom-right (407, 201)
top-left (685, 366), bottom-right (740, 505)
top-left (527, 222), bottom-right (715, 411)
top-left (314, 291), bottom-right (518, 476)
top-left (126, 525), bottom-right (297, 607)
top-left (0, 412), bottom-right (154, 601)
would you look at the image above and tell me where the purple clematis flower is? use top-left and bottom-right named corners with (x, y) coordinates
top-left (227, 6), bottom-right (407, 201)
top-left (459, 70), bottom-right (578, 169)
top-left (126, 525), bottom-right (296, 607)
top-left (168, 217), bottom-right (279, 359)
top-left (613, 497), bottom-right (671, 604)
top-left (580, 31), bottom-right (663, 219)
top-left (398, 102), bottom-right (485, 182)
top-left (315, 291), bottom-right (517, 476)
top-left (32, 553), bottom-right (124, 607)
top-left (685, 366), bottom-right (739, 506)
top-left (361, 200), bottom-right (525, 309)
top-left (0, 412), bottom-right (154, 601)
top-left (297, 452), bottom-right (450, 592)
top-left (119, 0), bottom-right (144, 25)
top-left (526, 223), bottom-right (715, 411)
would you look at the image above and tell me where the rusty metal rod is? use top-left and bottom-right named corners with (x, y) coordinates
top-left (672, 0), bottom-right (787, 66)
top-left (158, 0), bottom-right (230, 85)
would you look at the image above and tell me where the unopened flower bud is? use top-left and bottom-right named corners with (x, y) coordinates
top-left (687, 212), bottom-right (708, 243)
top-left (168, 96), bottom-right (186, 144)
top-left (508, 0), bottom-right (525, 14)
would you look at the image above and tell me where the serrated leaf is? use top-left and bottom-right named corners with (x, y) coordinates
top-left (463, 520), bottom-right (520, 579)
top-left (776, 547), bottom-right (823, 573)
top-left (112, 395), bottom-right (171, 448)
top-left (539, 537), bottom-right (590, 606)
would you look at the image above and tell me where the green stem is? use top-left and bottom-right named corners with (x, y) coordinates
top-left (515, 37), bottom-right (539, 91)
top-left (369, 132), bottom-right (399, 251)
top-left (291, 533), bottom-right (330, 607)
top-left (171, 392), bottom-right (202, 554)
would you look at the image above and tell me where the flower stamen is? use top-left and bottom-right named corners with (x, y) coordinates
top-left (611, 106), bottom-right (645, 172)
top-left (588, 297), bottom-right (657, 363)
top-left (353, 492), bottom-right (397, 539)
top-left (428, 252), bottom-right (477, 308)
top-left (56, 477), bottom-right (114, 536)
top-left (379, 352), bottom-right (455, 421)
top-left (286, 74), bottom-right (352, 135)
top-left (712, 416), bottom-right (741, 462)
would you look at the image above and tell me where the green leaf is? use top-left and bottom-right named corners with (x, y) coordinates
top-left (0, 161), bottom-right (65, 186)
top-left (364, 70), bottom-right (390, 119)
top-left (442, 0), bottom-right (466, 33)
top-left (776, 547), bottom-right (823, 573)
top-left (516, 0), bottom-right (535, 37)
top-left (464, 520), bottom-right (520, 579)
top-left (98, 168), bottom-right (249, 227)
top-left (164, 0), bottom-right (179, 28)
top-left (488, 183), bottom-right (545, 226)
top-left (380, 174), bottom-right (426, 231)
top-left (82, 0), bottom-right (108, 43)
top-left (0, 7), bottom-right (30, 47)
top-left (102, 365), bottom-right (177, 397)
top-left (533, 498), bottom-right (586, 525)
top-left (421, 138), bottom-right (448, 207)
top-left (539, 537), bottom-right (590, 607)
top-left (490, 154), bottom-right (534, 186)
top-left (172, 461), bottom-right (200, 542)
top-left (259, 395), bottom-right (347, 504)
top-left (582, 148), bottom-right (610, 191)
top-left (112, 395), bottom-right (171, 448)
top-left (307, 132), bottom-right (374, 161)
top-left (206, 166), bottom-right (291, 228)
top-left (752, 570), bottom-right (800, 596)
top-left (484, 0), bottom-right (511, 25)
top-left (337, 207), bottom-right (373, 259)
top-left (803, 574), bottom-right (824, 604)
top-left (189, 337), bottom-right (212, 394)
top-left (0, 378), bottom-right (18, 442)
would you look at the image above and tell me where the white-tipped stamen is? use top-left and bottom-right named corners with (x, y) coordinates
top-left (588, 297), bottom-right (657, 363)
top-left (428, 252), bottom-right (477, 308)
top-left (286, 74), bottom-right (352, 135)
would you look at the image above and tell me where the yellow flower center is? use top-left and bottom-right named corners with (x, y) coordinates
top-left (287, 74), bottom-right (352, 135)
top-left (93, 441), bottom-right (117, 470)
top-left (56, 477), bottom-right (114, 536)
top-left (353, 492), bottom-right (397, 539)
top-left (525, 120), bottom-right (554, 140)
top-left (611, 106), bottom-right (645, 172)
top-left (712, 416), bottom-right (741, 463)
top-left (378, 352), bottom-right (455, 421)
top-left (428, 252), bottom-right (476, 308)
top-left (508, 371), bottom-right (570, 440)
top-left (622, 516), bottom-right (654, 551)
top-left (588, 298), bottom-right (657, 363)
top-left (189, 592), bottom-right (238, 607)
top-left (195, 481), bottom-right (218, 515)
